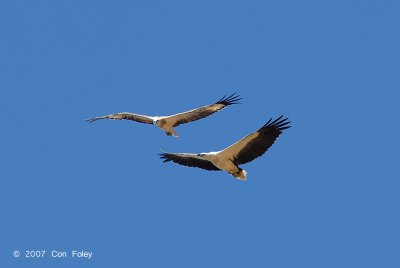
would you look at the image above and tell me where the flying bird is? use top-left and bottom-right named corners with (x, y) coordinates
top-left (159, 116), bottom-right (291, 180)
top-left (85, 93), bottom-right (241, 137)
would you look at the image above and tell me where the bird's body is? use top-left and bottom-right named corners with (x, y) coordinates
top-left (153, 116), bottom-right (176, 136)
top-left (204, 152), bottom-right (248, 179)
top-left (86, 93), bottom-right (241, 137)
top-left (160, 116), bottom-right (291, 180)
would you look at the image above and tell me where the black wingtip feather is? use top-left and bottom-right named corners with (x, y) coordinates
top-left (216, 92), bottom-right (242, 106)
top-left (159, 153), bottom-right (172, 162)
top-left (85, 117), bottom-right (102, 123)
top-left (262, 115), bottom-right (291, 131)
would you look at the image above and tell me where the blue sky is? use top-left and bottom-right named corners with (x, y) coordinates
top-left (1, 0), bottom-right (399, 267)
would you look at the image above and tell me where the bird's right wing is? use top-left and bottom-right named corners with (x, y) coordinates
top-left (85, 112), bottom-right (154, 124)
top-left (218, 116), bottom-right (291, 165)
top-left (166, 93), bottom-right (242, 127)
top-left (159, 152), bottom-right (221, 171)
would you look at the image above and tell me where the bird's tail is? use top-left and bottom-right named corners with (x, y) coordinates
top-left (235, 169), bottom-right (247, 181)
top-left (166, 129), bottom-right (178, 137)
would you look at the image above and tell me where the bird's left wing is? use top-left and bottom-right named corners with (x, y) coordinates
top-left (219, 116), bottom-right (291, 165)
top-left (165, 93), bottom-right (241, 127)
top-left (159, 152), bottom-right (221, 171)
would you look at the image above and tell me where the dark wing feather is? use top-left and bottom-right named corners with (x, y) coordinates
top-left (169, 93), bottom-right (242, 127)
top-left (85, 112), bottom-right (154, 124)
top-left (159, 152), bottom-right (221, 171)
top-left (222, 116), bottom-right (291, 165)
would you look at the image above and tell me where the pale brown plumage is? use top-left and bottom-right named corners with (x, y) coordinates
top-left (160, 116), bottom-right (291, 180)
top-left (86, 93), bottom-right (241, 137)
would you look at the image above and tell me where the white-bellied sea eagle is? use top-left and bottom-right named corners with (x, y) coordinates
top-left (159, 116), bottom-right (291, 180)
top-left (86, 93), bottom-right (241, 137)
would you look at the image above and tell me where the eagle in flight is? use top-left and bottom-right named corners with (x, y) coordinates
top-left (160, 116), bottom-right (290, 180)
top-left (86, 93), bottom-right (241, 137)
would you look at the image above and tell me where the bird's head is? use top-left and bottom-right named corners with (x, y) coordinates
top-left (153, 117), bottom-right (164, 126)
